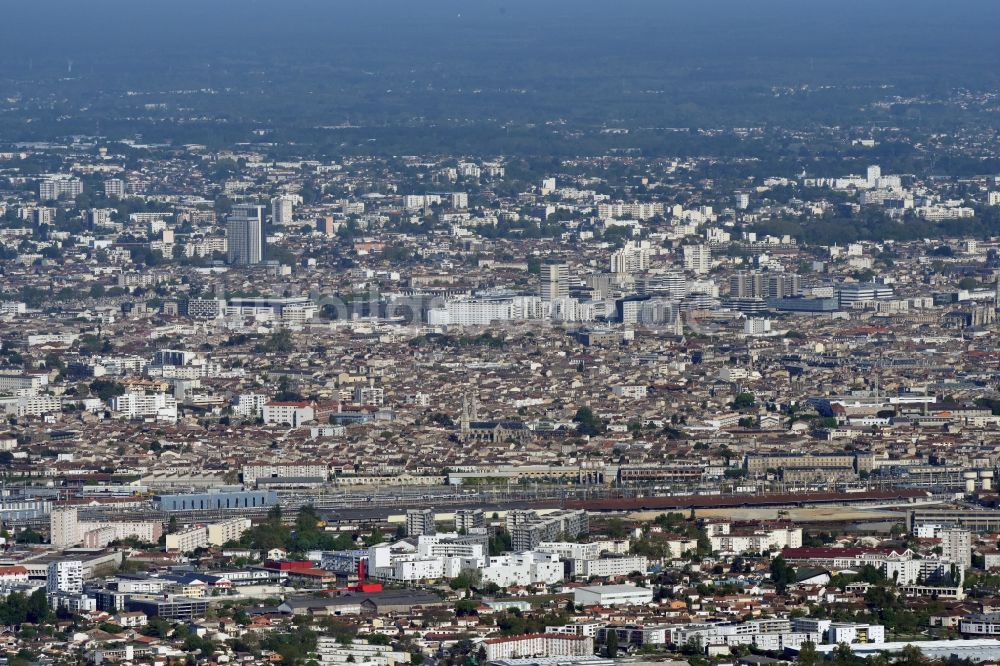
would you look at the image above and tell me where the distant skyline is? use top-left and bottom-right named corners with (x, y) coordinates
top-left (2, 1), bottom-right (1000, 152)
top-left (3, 1), bottom-right (1000, 84)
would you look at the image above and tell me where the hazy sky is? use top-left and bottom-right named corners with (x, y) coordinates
top-left (3, 0), bottom-right (998, 70)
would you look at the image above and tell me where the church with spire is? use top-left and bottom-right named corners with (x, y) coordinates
top-left (459, 393), bottom-right (532, 445)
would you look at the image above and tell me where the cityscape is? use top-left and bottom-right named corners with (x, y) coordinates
top-left (5, 2), bottom-right (1000, 666)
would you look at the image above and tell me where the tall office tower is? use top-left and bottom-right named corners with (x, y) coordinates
top-left (271, 195), bottom-right (296, 226)
top-left (867, 165), bottom-right (881, 187)
top-left (104, 178), bottom-right (126, 198)
top-left (683, 244), bottom-right (712, 275)
top-left (406, 508), bottom-right (436, 537)
top-left (540, 263), bottom-right (570, 302)
top-left (227, 204), bottom-right (266, 265)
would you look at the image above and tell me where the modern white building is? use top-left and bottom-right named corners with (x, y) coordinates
top-left (573, 584), bottom-right (654, 606)
top-left (233, 393), bottom-right (268, 418)
top-left (47, 560), bottom-right (83, 594)
top-left (575, 556), bottom-right (649, 579)
top-left (481, 551), bottom-right (563, 587)
top-left (262, 401), bottom-right (314, 427)
top-left (109, 392), bottom-right (178, 422)
top-left (708, 523), bottom-right (802, 554)
top-left (540, 263), bottom-right (570, 302)
top-left (610, 241), bottom-right (651, 274)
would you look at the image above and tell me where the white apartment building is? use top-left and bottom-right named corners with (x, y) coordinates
top-left (0, 301), bottom-right (26, 316)
top-left (709, 525), bottom-right (802, 554)
top-left (51, 507), bottom-right (80, 548)
top-left (271, 194), bottom-right (298, 226)
top-left (0, 372), bottom-right (47, 395)
top-left (165, 526), bottom-right (209, 553)
top-left (612, 385), bottom-right (647, 400)
top-left (39, 175), bottom-right (83, 201)
top-left (575, 556), bottom-right (649, 578)
top-left (537, 542), bottom-right (602, 561)
top-left (374, 556), bottom-right (444, 582)
top-left (242, 462), bottom-right (328, 484)
top-left (207, 518), bottom-right (252, 546)
top-left (353, 386), bottom-right (385, 407)
top-left (481, 551), bottom-right (563, 587)
top-left (104, 178), bottom-right (126, 198)
top-left (27, 333), bottom-right (78, 347)
top-left (610, 241), bottom-right (651, 274)
top-left (483, 634), bottom-right (593, 662)
top-left (262, 401), bottom-right (315, 427)
top-left (683, 244), bottom-right (712, 274)
top-left (81, 520), bottom-right (162, 548)
top-left (6, 395), bottom-right (62, 417)
top-left (597, 202), bottom-right (665, 221)
top-left (186, 298), bottom-right (226, 319)
top-left (47, 560), bottom-right (83, 594)
top-left (939, 528), bottom-right (973, 569)
top-left (428, 297), bottom-right (512, 326)
top-left (791, 618), bottom-right (885, 645)
top-left (416, 535), bottom-right (486, 561)
top-left (51, 507), bottom-right (162, 549)
top-left (233, 393), bottom-right (268, 418)
top-left (744, 318), bottom-right (772, 336)
top-left (110, 392), bottom-right (178, 422)
top-left (315, 636), bottom-right (410, 666)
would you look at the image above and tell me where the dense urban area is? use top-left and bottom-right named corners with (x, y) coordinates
top-left (7, 2), bottom-right (1000, 666)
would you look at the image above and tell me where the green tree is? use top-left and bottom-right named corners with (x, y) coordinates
top-left (604, 629), bottom-right (619, 658)
top-left (770, 555), bottom-right (795, 594)
top-left (798, 640), bottom-right (820, 666)
top-left (26, 588), bottom-right (48, 624)
top-left (572, 406), bottom-right (605, 436)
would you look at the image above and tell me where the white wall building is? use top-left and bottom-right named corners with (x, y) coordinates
top-left (573, 584), bottom-right (654, 606)
top-left (110, 392), bottom-right (178, 422)
top-left (47, 560), bottom-right (83, 594)
top-left (683, 245), bottom-right (712, 275)
top-left (481, 551), bottom-right (563, 587)
top-left (262, 401), bottom-right (315, 427)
